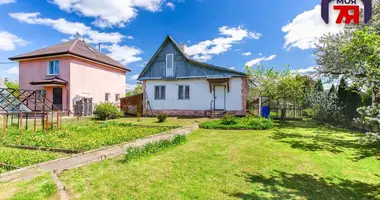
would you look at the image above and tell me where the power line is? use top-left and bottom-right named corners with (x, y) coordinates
top-left (0, 62), bottom-right (17, 64)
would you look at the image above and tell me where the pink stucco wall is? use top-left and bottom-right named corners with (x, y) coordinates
top-left (69, 58), bottom-right (126, 111)
top-left (19, 56), bottom-right (127, 112)
top-left (19, 56), bottom-right (71, 110)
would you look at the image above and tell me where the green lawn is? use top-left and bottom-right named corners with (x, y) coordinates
top-left (54, 120), bottom-right (379, 199)
top-left (2, 120), bottom-right (379, 199)
top-left (0, 173), bottom-right (59, 200)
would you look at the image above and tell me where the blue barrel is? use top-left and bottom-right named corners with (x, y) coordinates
top-left (261, 106), bottom-right (270, 118)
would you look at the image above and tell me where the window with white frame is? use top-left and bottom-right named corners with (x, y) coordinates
top-left (115, 94), bottom-right (120, 101)
top-left (154, 85), bottom-right (166, 100)
top-left (166, 54), bottom-right (174, 77)
top-left (178, 85), bottom-right (190, 100)
top-left (105, 93), bottom-right (110, 102)
top-left (47, 60), bottom-right (60, 75)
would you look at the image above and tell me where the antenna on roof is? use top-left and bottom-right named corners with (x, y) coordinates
top-left (98, 43), bottom-right (102, 52)
top-left (75, 32), bottom-right (82, 40)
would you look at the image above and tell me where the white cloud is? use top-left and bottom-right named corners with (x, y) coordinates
top-left (228, 67), bottom-right (235, 70)
top-left (281, 4), bottom-right (347, 50)
top-left (129, 74), bottom-right (139, 80)
top-left (127, 36), bottom-right (134, 39)
top-left (245, 54), bottom-right (276, 67)
top-left (126, 83), bottom-right (137, 91)
top-left (9, 12), bottom-right (124, 44)
top-left (0, 0), bottom-right (15, 5)
top-left (290, 66), bottom-right (318, 75)
top-left (5, 66), bottom-right (19, 74)
top-left (0, 31), bottom-right (28, 51)
top-left (51, 0), bottom-right (165, 28)
top-left (104, 44), bottom-right (143, 65)
top-left (166, 2), bottom-right (175, 9)
top-left (242, 52), bottom-right (251, 56)
top-left (186, 26), bottom-right (261, 62)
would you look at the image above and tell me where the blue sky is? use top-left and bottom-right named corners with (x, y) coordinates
top-left (0, 0), bottom-right (345, 90)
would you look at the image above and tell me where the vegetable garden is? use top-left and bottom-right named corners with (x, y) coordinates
top-left (0, 121), bottom-right (176, 173)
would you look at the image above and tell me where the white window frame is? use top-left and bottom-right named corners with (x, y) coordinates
top-left (166, 54), bottom-right (174, 77)
top-left (47, 60), bottom-right (60, 75)
top-left (115, 94), bottom-right (120, 101)
top-left (178, 85), bottom-right (190, 100)
top-left (154, 85), bottom-right (166, 100)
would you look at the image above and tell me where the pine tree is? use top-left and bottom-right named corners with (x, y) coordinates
top-left (314, 79), bottom-right (324, 92)
top-left (337, 78), bottom-right (348, 107)
top-left (328, 84), bottom-right (336, 96)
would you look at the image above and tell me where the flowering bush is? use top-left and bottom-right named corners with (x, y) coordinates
top-left (356, 104), bottom-right (380, 143)
top-left (306, 91), bottom-right (345, 124)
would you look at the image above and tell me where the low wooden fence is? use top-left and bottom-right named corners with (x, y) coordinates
top-left (120, 93), bottom-right (143, 116)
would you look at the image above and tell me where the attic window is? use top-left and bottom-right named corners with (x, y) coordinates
top-left (166, 54), bottom-right (174, 77)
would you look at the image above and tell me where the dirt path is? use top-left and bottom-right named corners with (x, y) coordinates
top-left (0, 124), bottom-right (198, 183)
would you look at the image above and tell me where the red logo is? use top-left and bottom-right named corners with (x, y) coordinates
top-left (321, 0), bottom-right (372, 24)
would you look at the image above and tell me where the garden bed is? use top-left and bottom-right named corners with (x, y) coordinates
top-left (3, 121), bottom-right (175, 151)
top-left (0, 147), bottom-right (66, 172)
top-left (200, 117), bottom-right (273, 130)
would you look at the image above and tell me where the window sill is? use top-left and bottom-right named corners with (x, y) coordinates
top-left (47, 74), bottom-right (60, 76)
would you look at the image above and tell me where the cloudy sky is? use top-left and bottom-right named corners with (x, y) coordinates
top-left (0, 0), bottom-right (346, 89)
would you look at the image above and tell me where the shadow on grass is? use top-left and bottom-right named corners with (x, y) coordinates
top-left (272, 121), bottom-right (380, 161)
top-left (230, 171), bottom-right (380, 199)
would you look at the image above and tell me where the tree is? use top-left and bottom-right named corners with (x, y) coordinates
top-left (314, 80), bottom-right (324, 92)
top-left (245, 65), bottom-right (305, 120)
top-left (337, 78), bottom-right (348, 107)
top-left (126, 84), bottom-right (143, 96)
top-left (341, 27), bottom-right (380, 141)
top-left (328, 84), bottom-right (336, 97)
top-left (4, 79), bottom-right (19, 90)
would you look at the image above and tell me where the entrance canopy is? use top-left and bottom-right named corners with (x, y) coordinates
top-left (207, 78), bottom-right (230, 93)
top-left (30, 77), bottom-right (67, 87)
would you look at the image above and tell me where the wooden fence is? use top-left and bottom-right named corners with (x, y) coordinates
top-left (120, 94), bottom-right (143, 116)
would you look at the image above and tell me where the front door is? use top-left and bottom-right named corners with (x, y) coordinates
top-left (214, 86), bottom-right (226, 110)
top-left (53, 87), bottom-right (63, 110)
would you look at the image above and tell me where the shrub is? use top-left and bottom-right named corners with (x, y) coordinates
top-left (303, 108), bottom-right (315, 118)
top-left (93, 102), bottom-right (124, 120)
top-left (221, 115), bottom-right (238, 125)
top-left (123, 135), bottom-right (187, 163)
top-left (157, 112), bottom-right (168, 123)
top-left (200, 117), bottom-right (273, 130)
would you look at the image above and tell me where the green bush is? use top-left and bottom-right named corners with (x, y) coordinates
top-left (123, 135), bottom-right (187, 163)
top-left (221, 115), bottom-right (238, 125)
top-left (157, 112), bottom-right (168, 123)
top-left (93, 102), bottom-right (124, 120)
top-left (303, 108), bottom-right (315, 118)
top-left (200, 117), bottom-right (273, 130)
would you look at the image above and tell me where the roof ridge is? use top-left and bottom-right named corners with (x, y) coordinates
top-left (68, 39), bottom-right (79, 52)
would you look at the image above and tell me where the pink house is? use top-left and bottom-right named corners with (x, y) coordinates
top-left (9, 39), bottom-right (129, 115)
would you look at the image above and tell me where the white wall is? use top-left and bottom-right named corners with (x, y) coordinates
top-left (145, 78), bottom-right (243, 111)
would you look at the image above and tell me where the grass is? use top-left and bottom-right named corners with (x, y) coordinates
top-left (3, 121), bottom-right (174, 151)
top-left (49, 120), bottom-right (380, 199)
top-left (200, 116), bottom-right (273, 130)
top-left (0, 173), bottom-right (58, 200)
top-left (124, 134), bottom-right (187, 163)
top-left (0, 147), bottom-right (66, 170)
